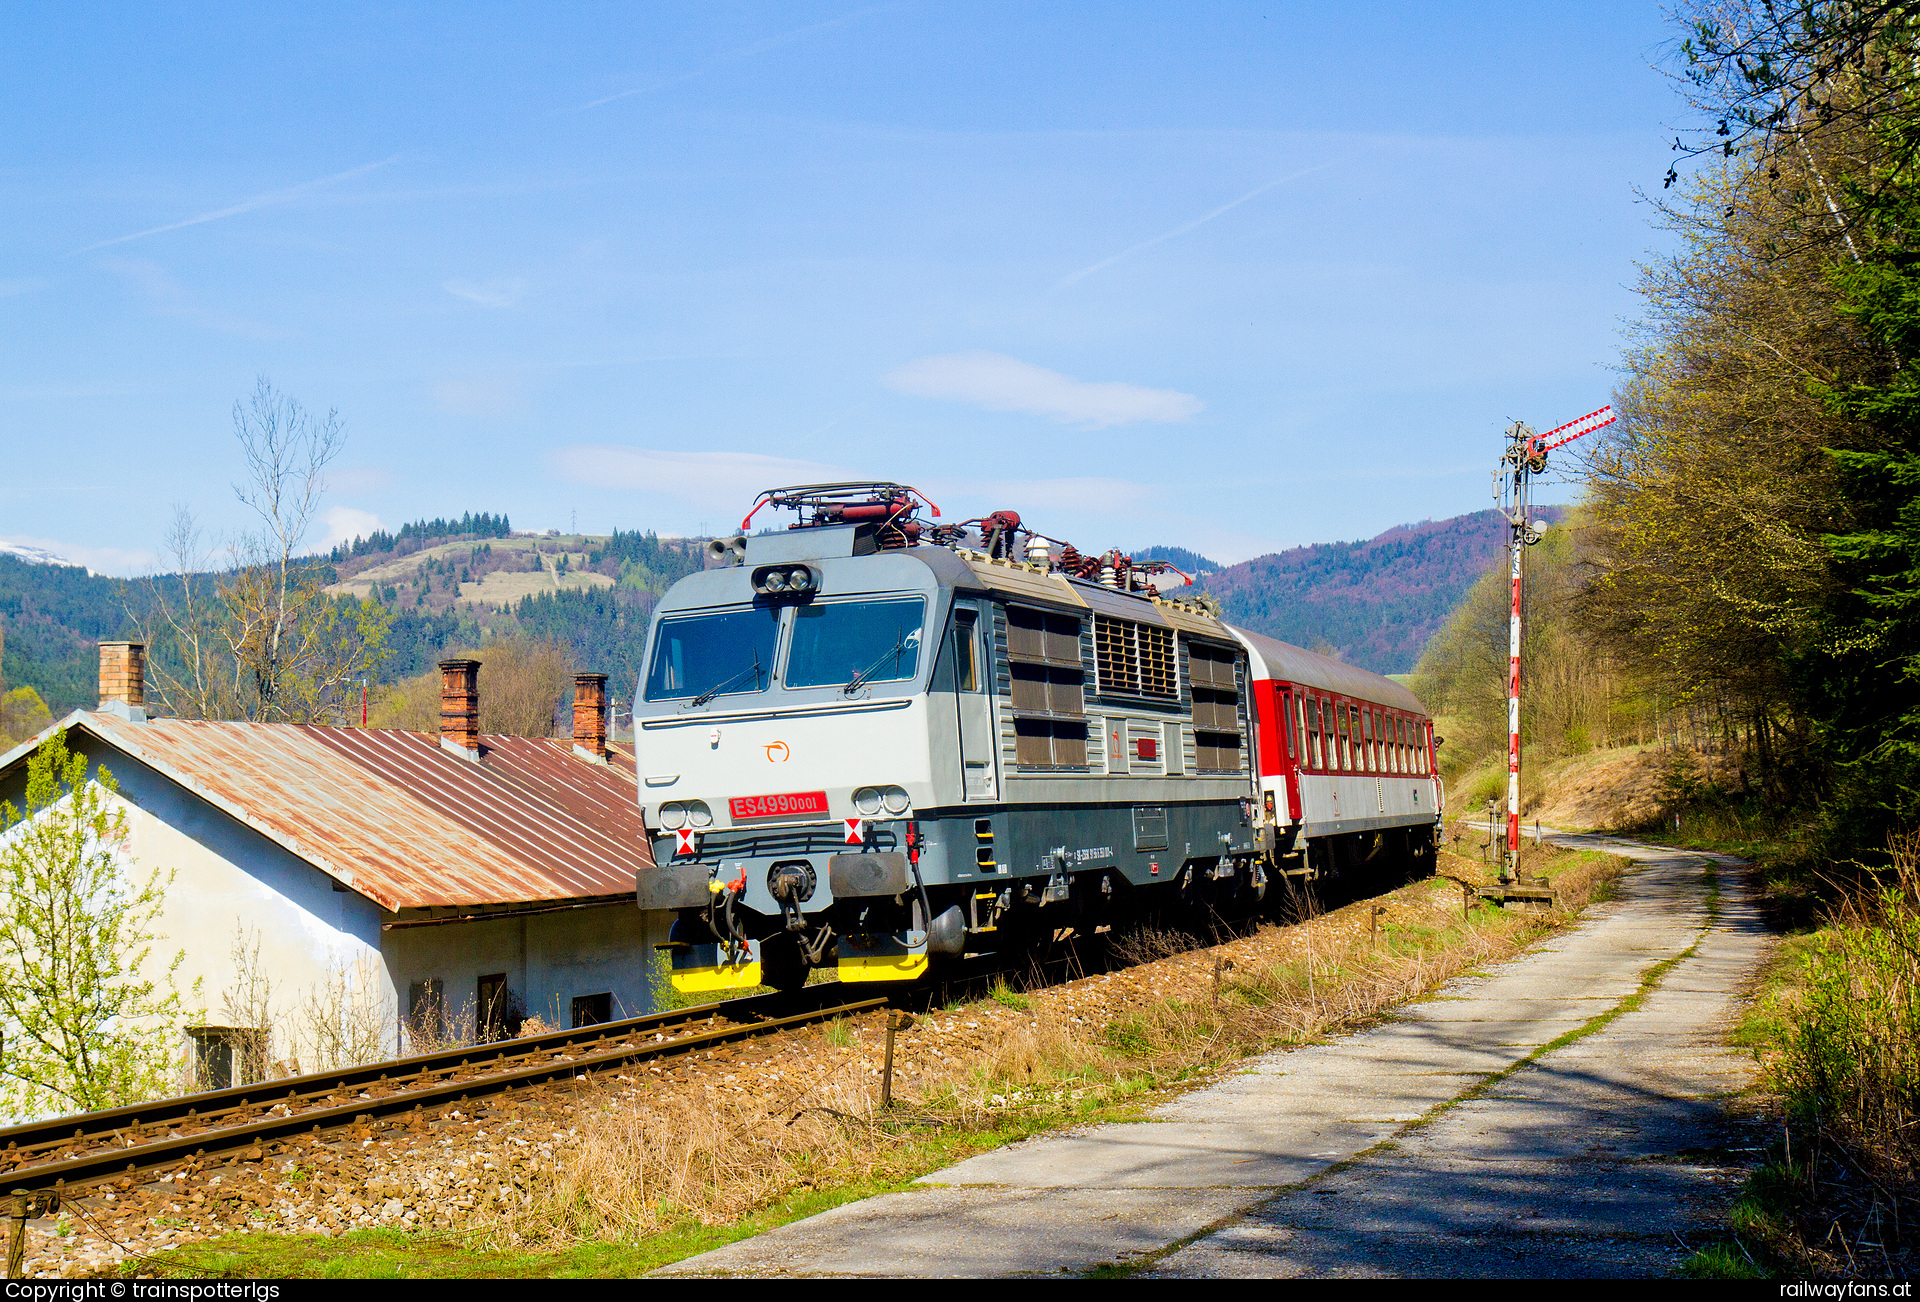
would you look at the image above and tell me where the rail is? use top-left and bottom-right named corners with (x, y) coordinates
top-left (0, 985), bottom-right (885, 1195)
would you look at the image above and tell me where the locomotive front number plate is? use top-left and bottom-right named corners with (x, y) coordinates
top-left (729, 790), bottom-right (831, 820)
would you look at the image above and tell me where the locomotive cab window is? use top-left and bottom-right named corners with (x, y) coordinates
top-left (785, 597), bottom-right (926, 689)
top-left (645, 605), bottom-right (780, 701)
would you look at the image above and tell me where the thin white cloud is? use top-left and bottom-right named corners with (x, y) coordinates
top-left (886, 353), bottom-right (1202, 428)
top-left (1055, 165), bottom-right (1332, 290)
top-left (926, 476), bottom-right (1160, 516)
top-left (0, 535), bottom-right (158, 577)
top-left (551, 446), bottom-right (852, 515)
top-left (579, 4), bottom-right (902, 110)
top-left (99, 258), bottom-right (285, 338)
top-left (327, 466), bottom-right (394, 494)
top-left (432, 373), bottom-right (530, 418)
top-left (319, 507), bottom-right (383, 550)
top-left (443, 277), bottom-right (529, 308)
top-left (74, 157), bottom-right (399, 254)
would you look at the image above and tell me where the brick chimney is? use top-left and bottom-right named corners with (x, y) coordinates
top-left (572, 673), bottom-right (608, 761)
top-left (438, 658), bottom-right (480, 758)
top-left (98, 642), bottom-right (148, 722)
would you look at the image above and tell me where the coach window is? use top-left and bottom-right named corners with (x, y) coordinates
top-left (1366, 709), bottom-right (1378, 772)
top-left (1332, 702), bottom-right (1347, 770)
top-left (1293, 693), bottom-right (1309, 770)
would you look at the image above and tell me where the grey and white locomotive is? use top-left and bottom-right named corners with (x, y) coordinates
top-left (633, 483), bottom-right (1442, 992)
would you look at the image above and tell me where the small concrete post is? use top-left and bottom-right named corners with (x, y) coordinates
top-left (881, 1011), bottom-right (899, 1109)
top-left (1212, 957), bottom-right (1235, 1007)
top-left (6, 1189), bottom-right (27, 1280)
top-left (881, 1009), bottom-right (915, 1109)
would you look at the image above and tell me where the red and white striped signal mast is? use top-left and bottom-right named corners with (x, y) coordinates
top-left (1496, 406), bottom-right (1615, 885)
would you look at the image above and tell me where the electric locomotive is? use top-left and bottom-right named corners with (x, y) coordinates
top-left (634, 483), bottom-right (1442, 993)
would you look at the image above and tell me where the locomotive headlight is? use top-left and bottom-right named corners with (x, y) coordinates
top-left (763, 569), bottom-right (789, 593)
top-left (686, 799), bottom-right (714, 828)
top-left (786, 567), bottom-right (813, 592)
top-left (881, 784), bottom-right (911, 815)
top-left (852, 786), bottom-right (884, 816)
top-left (659, 801), bottom-right (688, 830)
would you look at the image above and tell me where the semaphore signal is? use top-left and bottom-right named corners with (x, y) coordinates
top-left (1495, 406), bottom-right (1615, 887)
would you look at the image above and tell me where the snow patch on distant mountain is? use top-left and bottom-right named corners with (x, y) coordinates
top-left (0, 540), bottom-right (80, 569)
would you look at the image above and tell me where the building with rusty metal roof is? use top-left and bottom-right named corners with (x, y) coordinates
top-left (0, 646), bottom-right (664, 1091)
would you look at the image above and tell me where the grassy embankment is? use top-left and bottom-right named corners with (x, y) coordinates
top-left (126, 845), bottom-right (1622, 1280)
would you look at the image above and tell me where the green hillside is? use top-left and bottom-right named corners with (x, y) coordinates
top-left (1191, 507), bottom-right (1567, 675)
top-left (0, 519), bottom-right (701, 717)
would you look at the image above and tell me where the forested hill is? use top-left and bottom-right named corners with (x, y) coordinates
top-left (1192, 506), bottom-right (1567, 675)
top-left (0, 524), bottom-right (702, 717)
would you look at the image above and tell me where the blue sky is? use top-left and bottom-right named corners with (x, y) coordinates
top-left (2, 2), bottom-right (1683, 574)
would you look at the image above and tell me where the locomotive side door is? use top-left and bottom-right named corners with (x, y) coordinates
top-left (951, 603), bottom-right (998, 800)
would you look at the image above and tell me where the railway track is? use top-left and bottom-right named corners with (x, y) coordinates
top-left (0, 984), bottom-right (886, 1197)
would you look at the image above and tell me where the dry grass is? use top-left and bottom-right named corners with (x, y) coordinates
top-left (488, 848), bottom-right (1625, 1249)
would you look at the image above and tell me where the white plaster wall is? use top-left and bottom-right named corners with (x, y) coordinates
top-left (384, 905), bottom-right (671, 1046)
top-left (111, 791), bottom-right (399, 1063)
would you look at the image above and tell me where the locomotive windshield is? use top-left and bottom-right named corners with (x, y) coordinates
top-left (645, 606), bottom-right (781, 701)
top-left (784, 597), bottom-right (925, 689)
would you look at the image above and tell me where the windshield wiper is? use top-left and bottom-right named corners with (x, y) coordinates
top-left (690, 649), bottom-right (765, 708)
top-left (841, 629), bottom-right (918, 697)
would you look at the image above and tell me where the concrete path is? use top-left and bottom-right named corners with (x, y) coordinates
top-left (662, 838), bottom-right (1773, 1278)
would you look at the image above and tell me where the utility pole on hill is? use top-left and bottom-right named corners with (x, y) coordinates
top-left (1495, 406), bottom-right (1614, 888)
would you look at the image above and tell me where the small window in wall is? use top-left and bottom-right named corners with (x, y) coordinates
top-left (187, 1025), bottom-right (265, 1091)
top-left (571, 992), bottom-right (613, 1028)
top-left (477, 973), bottom-right (523, 1042)
top-left (1306, 698), bottom-right (1322, 770)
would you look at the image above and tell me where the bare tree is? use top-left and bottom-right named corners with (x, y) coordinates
top-left (138, 506), bottom-right (237, 720)
top-left (135, 378), bottom-right (391, 724)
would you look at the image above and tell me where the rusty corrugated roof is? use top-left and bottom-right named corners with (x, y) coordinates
top-left (71, 713), bottom-right (651, 911)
